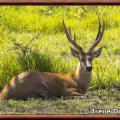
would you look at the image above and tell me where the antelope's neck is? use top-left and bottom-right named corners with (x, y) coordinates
top-left (75, 62), bottom-right (92, 93)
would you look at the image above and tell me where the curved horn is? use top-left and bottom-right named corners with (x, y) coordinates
top-left (88, 18), bottom-right (105, 52)
top-left (62, 20), bottom-right (84, 55)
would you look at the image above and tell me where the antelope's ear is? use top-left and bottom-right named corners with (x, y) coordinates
top-left (93, 47), bottom-right (102, 58)
top-left (70, 47), bottom-right (79, 58)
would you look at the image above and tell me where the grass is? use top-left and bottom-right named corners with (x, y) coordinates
top-left (0, 6), bottom-right (119, 114)
top-left (0, 90), bottom-right (119, 114)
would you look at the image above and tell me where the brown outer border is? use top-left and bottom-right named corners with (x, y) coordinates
top-left (0, 114), bottom-right (120, 119)
top-left (0, 0), bottom-right (120, 119)
top-left (0, 0), bottom-right (120, 5)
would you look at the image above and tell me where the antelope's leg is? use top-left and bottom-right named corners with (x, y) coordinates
top-left (63, 91), bottom-right (85, 99)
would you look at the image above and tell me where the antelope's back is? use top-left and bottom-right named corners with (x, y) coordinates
top-left (0, 71), bottom-right (76, 100)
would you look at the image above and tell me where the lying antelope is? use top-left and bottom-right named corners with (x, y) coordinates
top-left (0, 19), bottom-right (105, 100)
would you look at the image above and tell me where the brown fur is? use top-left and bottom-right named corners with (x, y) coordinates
top-left (0, 71), bottom-right (83, 100)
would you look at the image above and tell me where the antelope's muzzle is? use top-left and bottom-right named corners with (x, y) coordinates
top-left (86, 67), bottom-right (92, 72)
top-left (86, 59), bottom-right (92, 72)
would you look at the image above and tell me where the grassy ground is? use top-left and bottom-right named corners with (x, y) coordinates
top-left (0, 6), bottom-right (119, 114)
top-left (0, 90), bottom-right (119, 114)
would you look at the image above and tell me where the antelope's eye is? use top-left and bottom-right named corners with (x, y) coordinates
top-left (81, 59), bottom-right (84, 62)
top-left (89, 58), bottom-right (93, 61)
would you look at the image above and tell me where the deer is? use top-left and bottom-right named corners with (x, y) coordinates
top-left (0, 19), bottom-right (105, 100)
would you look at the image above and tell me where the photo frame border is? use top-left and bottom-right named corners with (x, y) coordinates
top-left (0, 0), bottom-right (120, 5)
top-left (0, 0), bottom-right (120, 119)
top-left (0, 114), bottom-right (120, 119)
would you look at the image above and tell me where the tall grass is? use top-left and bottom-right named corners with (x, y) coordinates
top-left (0, 6), bottom-right (119, 91)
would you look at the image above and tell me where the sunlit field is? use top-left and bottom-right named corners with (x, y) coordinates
top-left (0, 6), bottom-right (119, 114)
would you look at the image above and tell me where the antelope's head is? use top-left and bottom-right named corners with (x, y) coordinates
top-left (63, 19), bottom-right (105, 72)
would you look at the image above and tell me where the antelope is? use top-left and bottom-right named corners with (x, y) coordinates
top-left (0, 19), bottom-right (105, 100)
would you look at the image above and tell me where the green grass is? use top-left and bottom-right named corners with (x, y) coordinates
top-left (0, 6), bottom-right (119, 114)
top-left (0, 90), bottom-right (119, 114)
